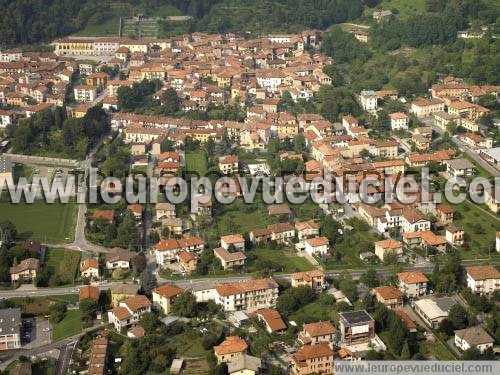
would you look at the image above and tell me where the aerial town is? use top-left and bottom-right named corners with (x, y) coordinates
top-left (0, 0), bottom-right (499, 374)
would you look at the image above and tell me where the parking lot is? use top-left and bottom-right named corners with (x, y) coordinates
top-left (23, 317), bottom-right (51, 349)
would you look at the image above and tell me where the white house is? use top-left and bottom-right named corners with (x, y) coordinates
top-left (74, 85), bottom-right (97, 103)
top-left (107, 295), bottom-right (151, 331)
top-left (466, 265), bottom-right (500, 295)
top-left (389, 112), bottom-right (409, 131)
top-left (359, 90), bottom-right (378, 113)
top-left (304, 237), bottom-right (329, 256)
top-left (454, 326), bottom-right (494, 354)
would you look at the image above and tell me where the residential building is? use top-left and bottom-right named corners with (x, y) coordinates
top-left (177, 251), bottom-right (197, 274)
top-left (214, 247), bottom-right (246, 270)
top-left (221, 234), bottom-right (245, 252)
top-left (80, 258), bottom-right (99, 279)
top-left (454, 326), bottom-right (494, 354)
top-left (9, 258), bottom-right (39, 284)
top-left (410, 98), bottom-right (445, 118)
top-left (397, 272), bottom-right (428, 298)
top-left (436, 204), bottom-right (455, 226)
top-left (446, 158), bottom-right (476, 178)
top-left (110, 283), bottom-right (138, 307)
top-left (214, 336), bottom-right (248, 363)
top-left (373, 286), bottom-right (404, 309)
top-left (74, 85), bottom-right (97, 102)
top-left (105, 248), bottom-right (134, 270)
top-left (154, 237), bottom-right (205, 266)
top-left (338, 310), bottom-right (375, 345)
top-left (298, 321), bottom-right (336, 347)
top-left (267, 222), bottom-right (295, 243)
top-left (389, 112), bottom-right (409, 131)
top-left (214, 278), bottom-right (279, 312)
top-left (465, 265), bottom-right (500, 295)
top-left (295, 220), bottom-right (320, 240)
top-left (156, 202), bottom-right (176, 221)
top-left (304, 236), bottom-right (329, 256)
top-left (219, 155), bottom-right (239, 174)
top-left (445, 225), bottom-right (464, 246)
top-left (291, 342), bottom-right (334, 375)
top-left (291, 270), bottom-right (326, 291)
top-left (359, 90), bottom-right (378, 113)
top-left (0, 308), bottom-right (21, 350)
top-left (108, 295), bottom-right (151, 331)
top-left (152, 283), bottom-right (184, 314)
top-left (256, 309), bottom-right (287, 333)
top-left (374, 239), bottom-right (403, 262)
top-left (402, 231), bottom-right (447, 253)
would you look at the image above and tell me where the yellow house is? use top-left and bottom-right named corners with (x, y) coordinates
top-left (214, 336), bottom-right (248, 363)
top-left (110, 283), bottom-right (138, 307)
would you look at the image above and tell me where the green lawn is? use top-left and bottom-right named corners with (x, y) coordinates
top-left (44, 248), bottom-right (81, 285)
top-left (420, 339), bottom-right (456, 360)
top-left (289, 301), bottom-right (335, 325)
top-left (185, 151), bottom-right (208, 176)
top-left (443, 197), bottom-right (500, 259)
top-left (0, 198), bottom-right (77, 243)
top-left (247, 248), bottom-right (314, 273)
top-left (172, 331), bottom-right (210, 357)
top-left (216, 203), bottom-right (269, 236)
top-left (52, 309), bottom-right (83, 341)
top-left (377, 0), bottom-right (427, 18)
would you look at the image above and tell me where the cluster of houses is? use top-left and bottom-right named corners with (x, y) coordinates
top-left (98, 263), bottom-right (500, 373)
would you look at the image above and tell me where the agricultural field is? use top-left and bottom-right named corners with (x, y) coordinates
top-left (0, 199), bottom-right (77, 244)
top-left (44, 248), bottom-right (82, 285)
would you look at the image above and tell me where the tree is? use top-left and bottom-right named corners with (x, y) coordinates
top-left (140, 269), bottom-right (157, 296)
top-left (114, 211), bottom-right (141, 250)
top-left (50, 302), bottom-right (67, 323)
top-left (320, 216), bottom-right (343, 243)
top-left (79, 299), bottom-right (98, 322)
top-left (162, 88), bottom-right (180, 115)
top-left (140, 312), bottom-right (160, 334)
top-left (276, 286), bottom-right (314, 317)
top-left (448, 304), bottom-right (468, 329)
top-left (293, 133), bottom-right (306, 154)
top-left (131, 252), bottom-right (147, 274)
top-left (360, 269), bottom-right (379, 288)
top-left (171, 291), bottom-right (198, 318)
top-left (0, 221), bottom-right (17, 246)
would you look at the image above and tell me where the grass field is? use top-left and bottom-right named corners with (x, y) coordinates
top-left (247, 248), bottom-right (314, 273)
top-left (52, 309), bottom-right (83, 341)
top-left (420, 339), bottom-right (456, 360)
top-left (185, 151), bottom-right (208, 177)
top-left (0, 199), bottom-right (77, 243)
top-left (216, 203), bottom-right (269, 236)
top-left (44, 248), bottom-right (81, 285)
top-left (444, 197), bottom-right (500, 259)
top-left (376, 0), bottom-right (427, 18)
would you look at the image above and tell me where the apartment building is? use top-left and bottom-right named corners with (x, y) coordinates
top-left (291, 342), bottom-right (334, 375)
top-left (298, 321), bottom-right (337, 347)
top-left (214, 278), bottom-right (279, 312)
top-left (0, 308), bottom-right (21, 351)
top-left (397, 271), bottom-right (428, 298)
top-left (74, 85), bottom-right (97, 103)
top-left (152, 283), bottom-right (184, 314)
top-left (466, 265), bottom-right (500, 295)
top-left (338, 310), bottom-right (375, 345)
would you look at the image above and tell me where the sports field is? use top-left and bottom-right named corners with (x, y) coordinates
top-left (0, 199), bottom-right (77, 243)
